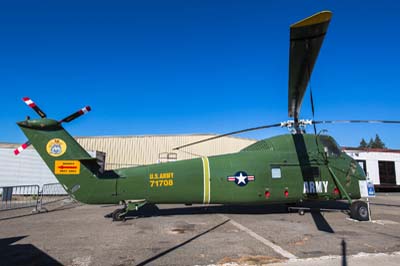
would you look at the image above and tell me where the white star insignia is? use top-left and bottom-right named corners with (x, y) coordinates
top-left (236, 172), bottom-right (247, 185)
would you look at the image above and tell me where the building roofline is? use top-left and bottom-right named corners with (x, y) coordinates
top-left (343, 146), bottom-right (400, 154)
top-left (73, 133), bottom-right (257, 142)
top-left (1, 134), bottom-right (257, 148)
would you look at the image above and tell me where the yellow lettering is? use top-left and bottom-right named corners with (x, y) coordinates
top-left (149, 172), bottom-right (175, 188)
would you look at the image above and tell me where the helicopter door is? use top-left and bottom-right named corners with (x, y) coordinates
top-left (267, 165), bottom-right (304, 201)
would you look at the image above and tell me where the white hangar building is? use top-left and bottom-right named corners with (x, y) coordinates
top-left (343, 147), bottom-right (400, 190)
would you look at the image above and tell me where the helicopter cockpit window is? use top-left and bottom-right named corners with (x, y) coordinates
top-left (319, 136), bottom-right (341, 157)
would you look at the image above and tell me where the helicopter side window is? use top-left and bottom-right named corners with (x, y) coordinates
top-left (319, 136), bottom-right (341, 157)
top-left (271, 167), bottom-right (282, 179)
top-left (303, 167), bottom-right (320, 179)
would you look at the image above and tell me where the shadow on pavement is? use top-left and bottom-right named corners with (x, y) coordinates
top-left (105, 201), bottom-right (350, 233)
top-left (0, 236), bottom-right (62, 266)
top-left (112, 200), bottom-right (350, 219)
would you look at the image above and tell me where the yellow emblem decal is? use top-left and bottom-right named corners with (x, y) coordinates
top-left (55, 160), bottom-right (80, 175)
top-left (46, 138), bottom-right (67, 157)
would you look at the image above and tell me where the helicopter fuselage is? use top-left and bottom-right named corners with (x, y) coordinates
top-left (82, 134), bottom-right (365, 205)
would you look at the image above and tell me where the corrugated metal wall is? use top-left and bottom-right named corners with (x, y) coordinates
top-left (76, 134), bottom-right (256, 168)
top-left (0, 149), bottom-right (55, 187)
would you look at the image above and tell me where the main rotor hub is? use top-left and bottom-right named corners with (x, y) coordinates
top-left (280, 119), bottom-right (313, 134)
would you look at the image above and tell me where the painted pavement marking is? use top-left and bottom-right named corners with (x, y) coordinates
top-left (218, 214), bottom-right (297, 259)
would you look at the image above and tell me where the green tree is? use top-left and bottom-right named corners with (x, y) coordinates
top-left (359, 138), bottom-right (368, 148)
top-left (368, 138), bottom-right (374, 148)
top-left (361, 135), bottom-right (387, 149)
top-left (372, 134), bottom-right (386, 149)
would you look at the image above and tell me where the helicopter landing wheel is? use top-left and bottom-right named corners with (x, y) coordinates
top-left (112, 208), bottom-right (126, 222)
top-left (350, 201), bottom-right (369, 221)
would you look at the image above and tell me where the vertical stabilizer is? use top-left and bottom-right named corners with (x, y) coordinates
top-left (17, 118), bottom-right (113, 204)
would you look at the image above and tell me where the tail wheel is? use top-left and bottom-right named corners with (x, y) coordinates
top-left (112, 208), bottom-right (126, 221)
top-left (350, 201), bottom-right (370, 221)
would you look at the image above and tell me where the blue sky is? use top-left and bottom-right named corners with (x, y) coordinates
top-left (1, 0), bottom-right (400, 148)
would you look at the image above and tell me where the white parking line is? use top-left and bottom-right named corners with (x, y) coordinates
top-left (218, 214), bottom-right (297, 259)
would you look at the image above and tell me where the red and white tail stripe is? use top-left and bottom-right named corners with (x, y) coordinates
top-left (80, 106), bottom-right (91, 114)
top-left (22, 97), bottom-right (36, 108)
top-left (14, 141), bottom-right (31, 155)
top-left (79, 106), bottom-right (92, 115)
top-left (22, 97), bottom-right (46, 118)
top-left (59, 106), bottom-right (91, 123)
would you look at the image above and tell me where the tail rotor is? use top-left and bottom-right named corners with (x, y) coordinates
top-left (14, 97), bottom-right (91, 155)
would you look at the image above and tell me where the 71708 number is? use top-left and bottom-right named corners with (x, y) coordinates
top-left (150, 179), bottom-right (174, 187)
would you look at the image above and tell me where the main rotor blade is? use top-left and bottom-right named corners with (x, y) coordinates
top-left (59, 106), bottom-right (91, 123)
top-left (22, 97), bottom-right (46, 118)
top-left (313, 120), bottom-right (400, 125)
top-left (288, 11), bottom-right (332, 120)
top-left (173, 123), bottom-right (281, 150)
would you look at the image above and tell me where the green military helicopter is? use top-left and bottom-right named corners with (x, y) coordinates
top-left (15, 11), bottom-right (400, 222)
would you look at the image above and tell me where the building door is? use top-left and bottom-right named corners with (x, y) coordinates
top-left (378, 161), bottom-right (396, 185)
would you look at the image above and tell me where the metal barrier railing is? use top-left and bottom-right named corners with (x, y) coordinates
top-left (0, 185), bottom-right (40, 211)
top-left (0, 183), bottom-right (73, 213)
top-left (38, 183), bottom-right (69, 211)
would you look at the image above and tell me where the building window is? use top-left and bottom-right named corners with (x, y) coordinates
top-left (158, 152), bottom-right (178, 163)
top-left (356, 160), bottom-right (367, 176)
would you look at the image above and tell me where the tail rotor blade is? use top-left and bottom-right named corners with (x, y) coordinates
top-left (14, 141), bottom-right (31, 155)
top-left (59, 106), bottom-right (91, 123)
top-left (173, 123), bottom-right (281, 150)
top-left (22, 97), bottom-right (46, 118)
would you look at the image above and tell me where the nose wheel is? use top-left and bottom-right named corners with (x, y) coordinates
top-left (111, 199), bottom-right (147, 221)
top-left (350, 201), bottom-right (370, 221)
top-left (112, 208), bottom-right (127, 221)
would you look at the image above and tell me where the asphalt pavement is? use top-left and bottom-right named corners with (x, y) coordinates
top-left (0, 193), bottom-right (400, 265)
